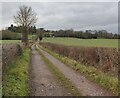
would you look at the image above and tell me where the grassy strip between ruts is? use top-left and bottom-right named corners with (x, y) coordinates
top-left (36, 45), bottom-right (81, 96)
top-left (3, 48), bottom-right (30, 96)
top-left (39, 45), bottom-right (118, 95)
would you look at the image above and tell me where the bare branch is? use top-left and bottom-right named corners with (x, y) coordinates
top-left (14, 5), bottom-right (37, 27)
top-left (14, 5), bottom-right (37, 45)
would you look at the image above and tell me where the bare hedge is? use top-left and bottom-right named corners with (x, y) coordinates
top-left (2, 44), bottom-right (22, 72)
top-left (41, 42), bottom-right (119, 75)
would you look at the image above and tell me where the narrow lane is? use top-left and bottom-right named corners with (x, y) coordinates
top-left (29, 45), bottom-right (70, 96)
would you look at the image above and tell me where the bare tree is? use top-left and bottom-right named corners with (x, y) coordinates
top-left (14, 5), bottom-right (37, 46)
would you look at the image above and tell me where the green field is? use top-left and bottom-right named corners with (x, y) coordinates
top-left (0, 40), bottom-right (21, 44)
top-left (1, 37), bottom-right (118, 48)
top-left (42, 37), bottom-right (118, 48)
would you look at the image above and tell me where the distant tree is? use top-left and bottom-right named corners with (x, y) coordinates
top-left (114, 34), bottom-right (118, 39)
top-left (8, 24), bottom-right (15, 32)
top-left (37, 28), bottom-right (44, 41)
top-left (8, 25), bottom-right (11, 31)
top-left (42, 29), bottom-right (119, 39)
top-left (14, 5), bottom-right (37, 46)
top-left (15, 26), bottom-right (22, 33)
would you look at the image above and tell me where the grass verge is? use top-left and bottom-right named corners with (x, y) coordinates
top-left (39, 45), bottom-right (118, 95)
top-left (3, 49), bottom-right (30, 96)
top-left (36, 45), bottom-right (81, 96)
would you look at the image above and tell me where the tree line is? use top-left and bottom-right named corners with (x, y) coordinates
top-left (44, 29), bottom-right (120, 39)
top-left (7, 25), bottom-right (120, 39)
top-left (8, 24), bottom-right (37, 34)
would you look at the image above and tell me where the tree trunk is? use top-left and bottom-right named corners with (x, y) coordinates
top-left (22, 26), bottom-right (29, 46)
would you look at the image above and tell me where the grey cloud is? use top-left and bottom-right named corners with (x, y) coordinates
top-left (1, 2), bottom-right (118, 33)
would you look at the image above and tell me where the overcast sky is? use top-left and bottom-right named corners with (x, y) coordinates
top-left (1, 2), bottom-right (118, 33)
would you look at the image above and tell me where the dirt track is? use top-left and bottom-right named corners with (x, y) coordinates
top-left (29, 45), bottom-right (70, 96)
top-left (36, 45), bottom-right (114, 96)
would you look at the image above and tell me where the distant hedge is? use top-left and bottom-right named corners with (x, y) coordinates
top-left (1, 30), bottom-right (21, 40)
top-left (41, 42), bottom-right (119, 75)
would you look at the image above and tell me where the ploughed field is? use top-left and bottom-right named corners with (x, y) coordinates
top-left (42, 37), bottom-right (118, 48)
